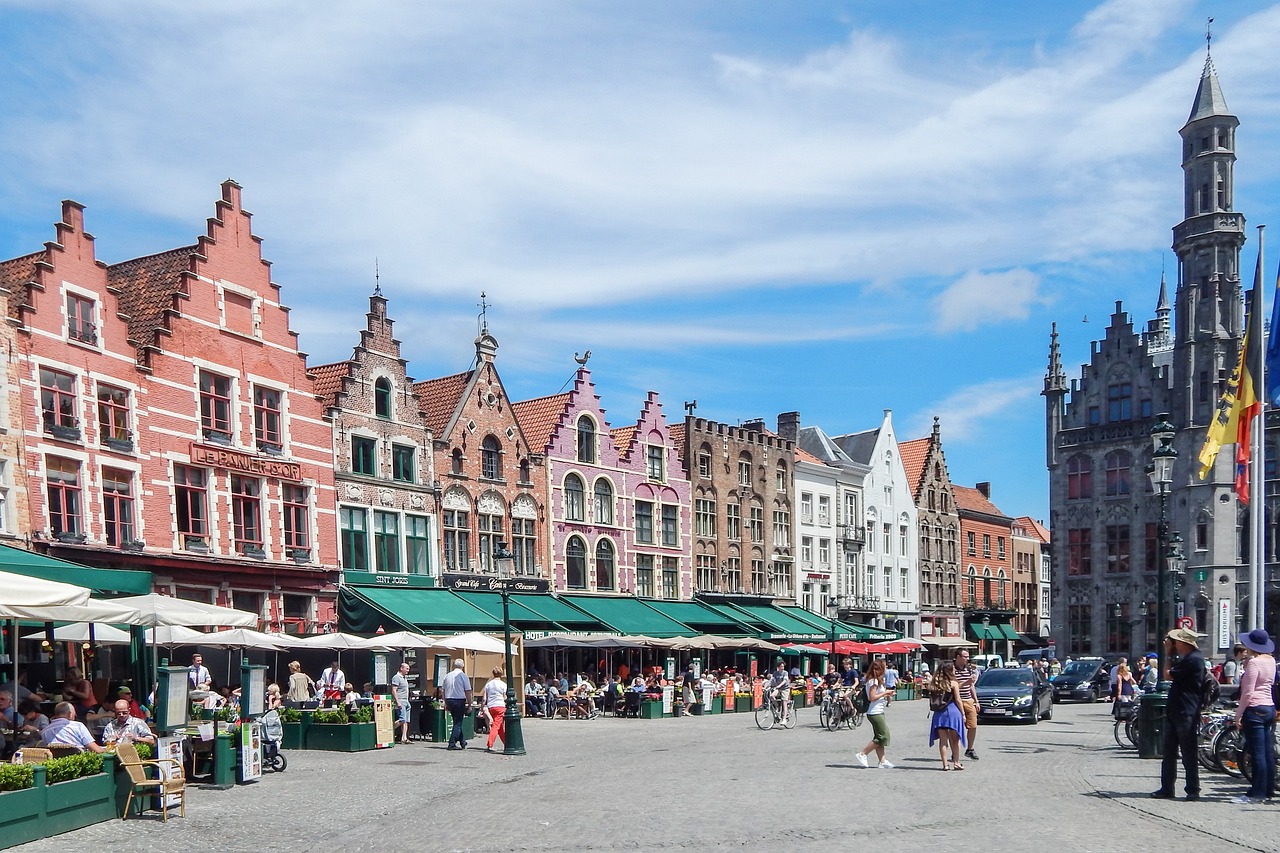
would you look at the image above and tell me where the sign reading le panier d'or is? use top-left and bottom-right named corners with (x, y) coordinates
top-left (442, 573), bottom-right (550, 594)
top-left (190, 442), bottom-right (302, 481)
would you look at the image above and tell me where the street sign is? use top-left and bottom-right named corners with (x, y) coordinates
top-left (1194, 569), bottom-right (1209, 583)
top-left (1176, 616), bottom-right (1194, 630)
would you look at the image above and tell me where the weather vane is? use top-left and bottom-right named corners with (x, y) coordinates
top-left (478, 291), bottom-right (488, 335)
top-left (1206, 17), bottom-right (1213, 53)
top-left (373, 257), bottom-right (381, 297)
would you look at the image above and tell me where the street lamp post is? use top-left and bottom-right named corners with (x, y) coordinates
top-left (1147, 414), bottom-right (1177, 679)
top-left (980, 614), bottom-right (990, 659)
top-left (492, 540), bottom-right (526, 756)
top-left (1110, 601), bottom-right (1149, 658)
top-left (825, 598), bottom-right (839, 664)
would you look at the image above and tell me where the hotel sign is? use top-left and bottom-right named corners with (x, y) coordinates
top-left (191, 443), bottom-right (302, 481)
top-left (442, 573), bottom-right (550, 594)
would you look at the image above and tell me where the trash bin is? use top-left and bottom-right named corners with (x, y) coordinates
top-left (1137, 691), bottom-right (1167, 759)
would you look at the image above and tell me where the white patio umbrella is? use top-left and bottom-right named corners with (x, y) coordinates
top-left (280, 632), bottom-right (369, 650)
top-left (22, 623), bottom-right (131, 645)
top-left (109, 594), bottom-right (258, 628)
top-left (0, 569), bottom-right (90, 607)
top-left (150, 625), bottom-right (208, 646)
top-left (353, 630), bottom-right (438, 651)
top-left (196, 628), bottom-right (293, 650)
top-left (0, 598), bottom-right (145, 624)
top-left (429, 632), bottom-right (515, 655)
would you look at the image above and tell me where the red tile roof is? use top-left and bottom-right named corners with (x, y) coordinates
top-left (108, 245), bottom-right (199, 362)
top-left (953, 484), bottom-right (1008, 519)
top-left (413, 372), bottom-right (472, 436)
top-left (309, 361), bottom-right (351, 405)
top-left (794, 445), bottom-right (825, 465)
top-left (667, 423), bottom-right (686, 457)
top-left (511, 393), bottom-right (570, 452)
top-left (899, 437), bottom-right (930, 494)
top-left (1015, 516), bottom-right (1050, 544)
top-left (611, 425), bottom-right (637, 456)
top-left (0, 252), bottom-right (40, 319)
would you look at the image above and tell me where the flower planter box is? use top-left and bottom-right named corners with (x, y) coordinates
top-left (306, 722), bottom-right (377, 752)
top-left (0, 758), bottom-right (118, 851)
top-left (281, 719), bottom-right (308, 750)
top-left (791, 694), bottom-right (806, 708)
top-left (735, 696), bottom-right (752, 713)
top-left (708, 696), bottom-right (723, 715)
top-left (639, 701), bottom-right (664, 719)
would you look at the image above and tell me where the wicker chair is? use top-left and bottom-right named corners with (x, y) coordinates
top-left (47, 744), bottom-right (82, 760)
top-left (116, 742), bottom-right (187, 821)
top-left (16, 747), bottom-right (53, 763)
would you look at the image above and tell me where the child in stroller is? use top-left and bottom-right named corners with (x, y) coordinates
top-left (260, 709), bottom-right (287, 772)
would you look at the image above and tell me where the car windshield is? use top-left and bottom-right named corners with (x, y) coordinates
top-left (977, 669), bottom-right (1035, 688)
top-left (1060, 661), bottom-right (1097, 677)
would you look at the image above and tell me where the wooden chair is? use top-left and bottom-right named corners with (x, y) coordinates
top-left (16, 747), bottom-right (52, 764)
top-left (116, 742), bottom-right (187, 822)
top-left (47, 744), bottom-right (82, 760)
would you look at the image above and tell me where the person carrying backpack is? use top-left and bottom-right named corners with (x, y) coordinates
top-left (1152, 627), bottom-right (1206, 801)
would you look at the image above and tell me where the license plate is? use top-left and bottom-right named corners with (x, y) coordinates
top-left (984, 708), bottom-right (1006, 715)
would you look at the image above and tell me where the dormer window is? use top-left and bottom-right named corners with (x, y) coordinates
top-left (67, 294), bottom-right (96, 345)
top-left (576, 416), bottom-right (596, 464)
top-left (374, 378), bottom-right (393, 419)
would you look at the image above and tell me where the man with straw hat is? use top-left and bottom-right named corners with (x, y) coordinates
top-left (1153, 626), bottom-right (1206, 801)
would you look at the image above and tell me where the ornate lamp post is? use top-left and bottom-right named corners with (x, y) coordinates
top-left (825, 598), bottom-right (840, 662)
top-left (492, 540), bottom-right (526, 756)
top-left (1147, 414), bottom-right (1177, 678)
top-left (1110, 601), bottom-right (1149, 658)
top-left (980, 614), bottom-right (990, 659)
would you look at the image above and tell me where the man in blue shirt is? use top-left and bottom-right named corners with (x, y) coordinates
top-left (1153, 628), bottom-right (1206, 801)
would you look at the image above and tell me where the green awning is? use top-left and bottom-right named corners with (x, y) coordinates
top-left (457, 592), bottom-right (607, 632)
top-left (558, 595), bottom-right (696, 637)
top-left (771, 606), bottom-right (902, 642)
top-left (715, 603), bottom-right (828, 641)
top-left (640, 600), bottom-right (753, 636)
top-left (339, 586), bottom-right (498, 635)
top-left (968, 622), bottom-right (1001, 641)
top-left (998, 624), bottom-right (1021, 641)
top-left (0, 544), bottom-right (151, 594)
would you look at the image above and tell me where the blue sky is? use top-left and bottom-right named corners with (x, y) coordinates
top-left (3, 0), bottom-right (1280, 524)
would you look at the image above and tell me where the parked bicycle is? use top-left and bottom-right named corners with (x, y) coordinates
top-left (825, 687), bottom-right (864, 731)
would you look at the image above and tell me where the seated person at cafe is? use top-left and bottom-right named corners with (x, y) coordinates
top-left (524, 677), bottom-right (546, 717)
top-left (41, 703), bottom-right (106, 753)
top-left (61, 667), bottom-right (97, 719)
top-left (102, 699), bottom-right (156, 747)
top-left (15, 700), bottom-right (49, 747)
top-left (117, 686), bottom-right (149, 720)
top-left (573, 681), bottom-right (598, 718)
top-left (0, 691), bottom-right (15, 727)
top-left (83, 697), bottom-right (116, 740)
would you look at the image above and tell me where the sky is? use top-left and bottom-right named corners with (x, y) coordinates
top-left (3, 0), bottom-right (1280, 524)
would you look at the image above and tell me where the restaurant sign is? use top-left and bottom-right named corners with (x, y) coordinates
top-left (191, 442), bottom-right (302, 481)
top-left (442, 573), bottom-right (551, 594)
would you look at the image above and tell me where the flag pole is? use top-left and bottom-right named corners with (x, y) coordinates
top-left (1251, 226), bottom-right (1266, 629)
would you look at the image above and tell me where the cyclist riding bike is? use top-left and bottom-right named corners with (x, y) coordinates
top-left (767, 662), bottom-right (793, 719)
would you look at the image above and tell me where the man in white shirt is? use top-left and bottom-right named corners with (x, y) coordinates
top-left (441, 659), bottom-right (472, 750)
top-left (40, 703), bottom-right (105, 753)
top-left (317, 661), bottom-right (346, 700)
top-left (390, 663), bottom-right (412, 744)
top-left (188, 654), bottom-right (212, 691)
top-left (102, 700), bottom-right (156, 747)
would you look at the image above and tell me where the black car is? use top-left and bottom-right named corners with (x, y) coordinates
top-left (975, 667), bottom-right (1053, 723)
top-left (1051, 657), bottom-right (1112, 703)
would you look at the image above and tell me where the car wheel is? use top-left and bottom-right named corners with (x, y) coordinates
top-left (1085, 688), bottom-right (1096, 703)
top-left (1042, 702), bottom-right (1053, 721)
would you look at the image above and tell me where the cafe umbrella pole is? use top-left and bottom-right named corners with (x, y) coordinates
top-left (494, 541), bottom-right (526, 756)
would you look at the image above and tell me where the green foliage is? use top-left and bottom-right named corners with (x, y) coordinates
top-left (312, 708), bottom-right (349, 725)
top-left (134, 743), bottom-right (154, 761)
top-left (350, 705), bottom-right (373, 724)
top-left (0, 763), bottom-right (34, 792)
top-left (213, 705), bottom-right (239, 722)
top-left (279, 707), bottom-right (302, 723)
top-left (44, 752), bottom-right (104, 785)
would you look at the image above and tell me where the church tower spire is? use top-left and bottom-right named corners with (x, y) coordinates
top-left (1172, 28), bottom-right (1245, 428)
top-left (1042, 322), bottom-right (1067, 468)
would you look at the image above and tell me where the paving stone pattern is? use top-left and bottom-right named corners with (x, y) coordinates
top-left (14, 701), bottom-right (1280, 852)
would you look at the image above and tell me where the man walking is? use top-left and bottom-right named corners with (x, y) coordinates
top-left (442, 659), bottom-right (472, 750)
top-left (954, 649), bottom-right (980, 761)
top-left (390, 662), bottom-right (412, 744)
top-left (1153, 627), bottom-right (1206, 801)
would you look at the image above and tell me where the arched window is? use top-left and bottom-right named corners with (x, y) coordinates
top-left (451, 448), bottom-right (464, 475)
top-left (566, 536), bottom-right (586, 589)
top-left (577, 416), bottom-right (596, 464)
top-left (519, 459), bottom-right (530, 483)
top-left (737, 452), bottom-right (753, 487)
top-left (481, 436), bottom-right (502, 480)
top-left (595, 539), bottom-right (615, 590)
top-left (1104, 450), bottom-right (1131, 497)
top-left (374, 378), bottom-right (392, 419)
top-left (564, 474), bottom-right (585, 521)
top-left (967, 568), bottom-right (976, 604)
top-left (775, 461), bottom-right (788, 493)
top-left (1067, 455), bottom-right (1092, 500)
top-left (593, 478), bottom-right (614, 525)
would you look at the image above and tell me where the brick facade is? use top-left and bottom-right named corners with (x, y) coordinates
top-left (315, 294), bottom-right (441, 579)
top-left (0, 258), bottom-right (30, 542)
top-left (900, 418), bottom-right (963, 638)
top-left (2, 183), bottom-right (338, 628)
top-left (955, 483), bottom-right (1015, 641)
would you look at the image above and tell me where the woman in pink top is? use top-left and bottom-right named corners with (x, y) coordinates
top-left (1233, 628), bottom-right (1276, 804)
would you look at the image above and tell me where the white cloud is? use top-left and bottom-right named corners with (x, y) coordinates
top-left (933, 269), bottom-right (1044, 333)
top-left (910, 376), bottom-right (1042, 442)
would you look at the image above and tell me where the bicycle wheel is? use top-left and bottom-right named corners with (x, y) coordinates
top-left (755, 701), bottom-right (775, 731)
top-left (826, 705), bottom-right (844, 732)
top-left (1114, 719), bottom-right (1127, 749)
top-left (851, 708), bottom-right (865, 729)
top-left (782, 703), bottom-right (797, 729)
top-left (818, 697), bottom-right (830, 730)
top-left (1214, 728), bottom-right (1244, 777)
top-left (1125, 716), bottom-right (1139, 748)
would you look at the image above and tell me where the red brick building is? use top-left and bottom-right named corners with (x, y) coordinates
top-left (1, 182), bottom-right (338, 628)
top-left (954, 482), bottom-right (1015, 651)
top-left (413, 324), bottom-right (544, 577)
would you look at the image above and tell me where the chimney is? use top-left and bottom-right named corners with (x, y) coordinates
top-left (741, 418), bottom-right (764, 433)
top-left (977, 482), bottom-right (991, 499)
top-left (777, 411), bottom-right (800, 442)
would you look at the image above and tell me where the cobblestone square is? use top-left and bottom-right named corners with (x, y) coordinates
top-left (12, 701), bottom-right (1280, 852)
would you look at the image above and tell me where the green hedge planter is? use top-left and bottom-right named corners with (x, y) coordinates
top-left (708, 696), bottom-right (723, 715)
top-left (306, 722), bottom-right (378, 752)
top-left (0, 757), bottom-right (118, 851)
top-left (735, 696), bottom-right (752, 712)
top-left (639, 701), bottom-right (664, 719)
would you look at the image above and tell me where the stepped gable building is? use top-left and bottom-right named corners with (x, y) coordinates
top-left (829, 410), bottom-right (919, 637)
top-left (677, 412), bottom-right (795, 601)
top-left (1045, 49), bottom-right (1254, 658)
top-left (954, 482), bottom-right (1015, 652)
top-left (413, 323), bottom-right (543, 578)
top-left (513, 365), bottom-right (690, 598)
top-left (313, 291), bottom-right (440, 580)
top-left (899, 417), bottom-right (963, 643)
top-left (3, 182), bottom-right (338, 629)
top-left (1013, 515), bottom-right (1052, 644)
top-left (0, 259), bottom-right (29, 542)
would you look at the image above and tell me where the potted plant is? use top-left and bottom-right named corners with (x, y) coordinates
top-left (306, 706), bottom-right (377, 752)
top-left (0, 753), bottom-right (118, 847)
top-left (279, 707), bottom-right (308, 750)
top-left (735, 692), bottom-right (753, 713)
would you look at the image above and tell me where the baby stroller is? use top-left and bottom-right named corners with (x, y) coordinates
top-left (261, 709), bottom-right (287, 772)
